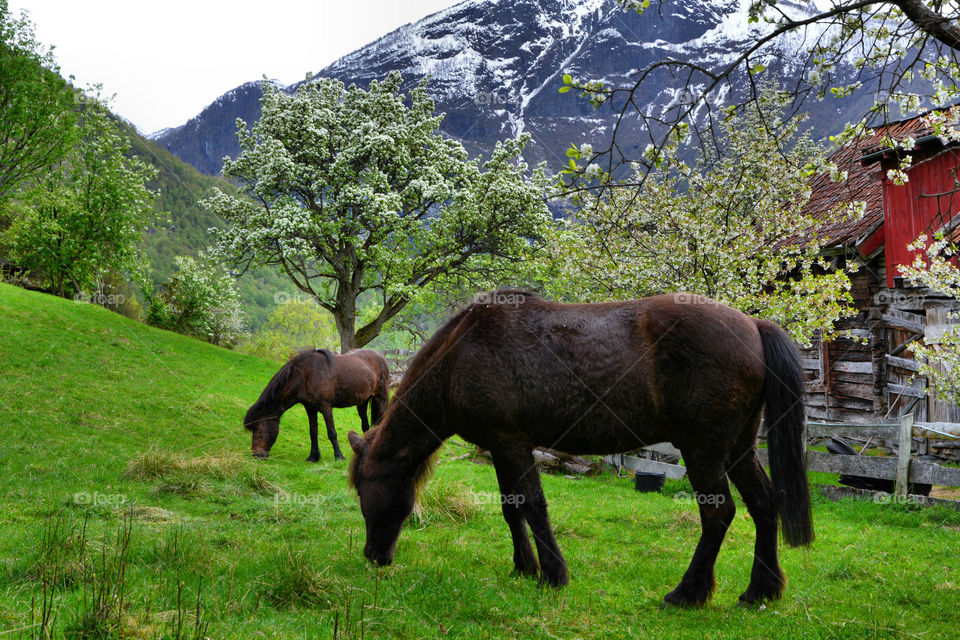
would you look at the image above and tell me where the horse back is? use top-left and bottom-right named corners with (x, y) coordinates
top-left (433, 295), bottom-right (767, 453)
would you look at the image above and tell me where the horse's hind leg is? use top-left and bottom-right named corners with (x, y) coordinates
top-left (357, 399), bottom-right (371, 433)
top-left (492, 444), bottom-right (568, 587)
top-left (490, 450), bottom-right (539, 577)
top-left (370, 391), bottom-right (387, 425)
top-left (727, 449), bottom-right (785, 605)
top-left (664, 451), bottom-right (735, 607)
top-left (321, 406), bottom-right (345, 460)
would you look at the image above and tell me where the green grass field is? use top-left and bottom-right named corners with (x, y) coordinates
top-left (2, 282), bottom-right (960, 639)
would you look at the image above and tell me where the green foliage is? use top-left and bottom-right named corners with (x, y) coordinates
top-left (146, 254), bottom-right (245, 347)
top-left (1, 103), bottom-right (156, 297)
top-left (206, 72), bottom-right (552, 350)
top-left (0, 1), bottom-right (78, 205)
top-left (237, 298), bottom-right (338, 362)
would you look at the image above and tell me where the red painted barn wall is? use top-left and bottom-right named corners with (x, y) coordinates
top-left (883, 149), bottom-right (960, 288)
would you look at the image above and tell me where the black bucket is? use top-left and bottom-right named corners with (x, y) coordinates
top-left (634, 472), bottom-right (665, 492)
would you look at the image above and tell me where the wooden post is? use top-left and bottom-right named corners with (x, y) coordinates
top-left (895, 413), bottom-right (914, 496)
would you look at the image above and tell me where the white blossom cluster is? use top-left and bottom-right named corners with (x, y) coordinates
top-left (203, 72), bottom-right (551, 347)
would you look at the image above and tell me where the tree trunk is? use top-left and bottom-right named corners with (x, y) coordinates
top-left (332, 297), bottom-right (357, 353)
top-left (336, 323), bottom-right (357, 352)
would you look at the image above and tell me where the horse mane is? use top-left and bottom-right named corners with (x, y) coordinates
top-left (244, 353), bottom-right (304, 430)
top-left (314, 348), bottom-right (335, 365)
top-left (351, 292), bottom-right (536, 491)
top-left (347, 427), bottom-right (438, 497)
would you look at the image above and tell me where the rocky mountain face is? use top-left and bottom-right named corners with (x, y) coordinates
top-left (152, 0), bottom-right (854, 175)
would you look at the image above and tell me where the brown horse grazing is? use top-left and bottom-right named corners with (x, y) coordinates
top-left (245, 349), bottom-right (389, 461)
top-left (348, 291), bottom-right (812, 607)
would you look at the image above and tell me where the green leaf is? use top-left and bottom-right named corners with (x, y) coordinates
top-left (558, 85), bottom-right (571, 94)
top-left (562, 74), bottom-right (572, 85)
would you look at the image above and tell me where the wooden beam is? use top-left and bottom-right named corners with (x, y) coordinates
top-left (879, 311), bottom-right (926, 335)
top-left (826, 361), bottom-right (874, 375)
top-left (817, 484), bottom-right (960, 510)
top-left (885, 354), bottom-right (920, 372)
top-left (915, 422), bottom-right (960, 439)
top-left (806, 424), bottom-right (898, 440)
top-left (757, 449), bottom-right (960, 486)
top-left (887, 382), bottom-right (925, 399)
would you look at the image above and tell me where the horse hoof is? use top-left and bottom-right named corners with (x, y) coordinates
top-left (511, 564), bottom-right (539, 579)
top-left (306, 456), bottom-right (320, 463)
top-left (334, 453), bottom-right (345, 461)
top-left (662, 588), bottom-right (708, 608)
top-left (738, 587), bottom-right (782, 607)
top-left (537, 570), bottom-right (569, 588)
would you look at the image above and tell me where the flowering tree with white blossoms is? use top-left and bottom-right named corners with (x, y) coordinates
top-left (901, 234), bottom-right (960, 403)
top-left (546, 90), bottom-right (860, 345)
top-left (205, 72), bottom-right (551, 351)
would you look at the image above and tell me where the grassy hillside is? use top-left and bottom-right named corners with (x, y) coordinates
top-left (121, 122), bottom-right (288, 328)
top-left (2, 283), bottom-right (960, 638)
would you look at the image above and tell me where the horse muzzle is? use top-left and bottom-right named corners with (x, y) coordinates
top-left (364, 543), bottom-right (394, 566)
top-left (252, 450), bottom-right (269, 459)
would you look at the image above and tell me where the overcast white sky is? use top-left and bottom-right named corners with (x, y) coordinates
top-left (10, 1), bottom-right (460, 135)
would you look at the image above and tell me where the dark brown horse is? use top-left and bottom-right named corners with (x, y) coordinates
top-left (348, 291), bottom-right (812, 607)
top-left (245, 349), bottom-right (389, 461)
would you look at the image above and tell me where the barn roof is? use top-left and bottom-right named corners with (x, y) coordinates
top-left (805, 109), bottom-right (959, 251)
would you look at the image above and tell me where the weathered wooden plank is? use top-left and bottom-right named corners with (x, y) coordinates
top-left (816, 484), bottom-right (960, 510)
top-left (887, 383), bottom-right (925, 399)
top-left (805, 451), bottom-right (896, 478)
top-left (828, 361), bottom-right (874, 374)
top-left (804, 381), bottom-right (823, 394)
top-left (879, 311), bottom-right (925, 335)
top-left (757, 449), bottom-right (960, 487)
top-left (825, 395), bottom-right (875, 411)
top-left (908, 460), bottom-right (960, 485)
top-left (885, 354), bottom-right (920, 372)
top-left (830, 381), bottom-right (876, 402)
top-left (806, 424), bottom-right (898, 440)
top-left (603, 454), bottom-right (686, 479)
top-left (915, 422), bottom-right (960, 439)
top-left (801, 358), bottom-right (821, 371)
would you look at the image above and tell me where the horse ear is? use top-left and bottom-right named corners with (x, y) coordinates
top-left (348, 430), bottom-right (367, 456)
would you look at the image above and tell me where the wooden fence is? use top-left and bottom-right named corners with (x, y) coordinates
top-left (381, 348), bottom-right (414, 371)
top-left (605, 415), bottom-right (960, 507)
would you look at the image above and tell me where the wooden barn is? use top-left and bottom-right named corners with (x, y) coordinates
top-left (800, 110), bottom-right (960, 424)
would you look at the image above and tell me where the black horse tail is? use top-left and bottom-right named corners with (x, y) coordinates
top-left (757, 320), bottom-right (814, 547)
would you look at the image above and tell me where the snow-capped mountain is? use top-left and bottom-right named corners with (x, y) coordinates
top-left (152, 0), bottom-right (854, 175)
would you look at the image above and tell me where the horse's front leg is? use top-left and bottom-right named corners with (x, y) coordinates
top-left (321, 406), bottom-right (345, 460)
top-left (492, 443), bottom-right (568, 587)
top-left (305, 407), bottom-right (321, 463)
top-left (357, 399), bottom-right (370, 433)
